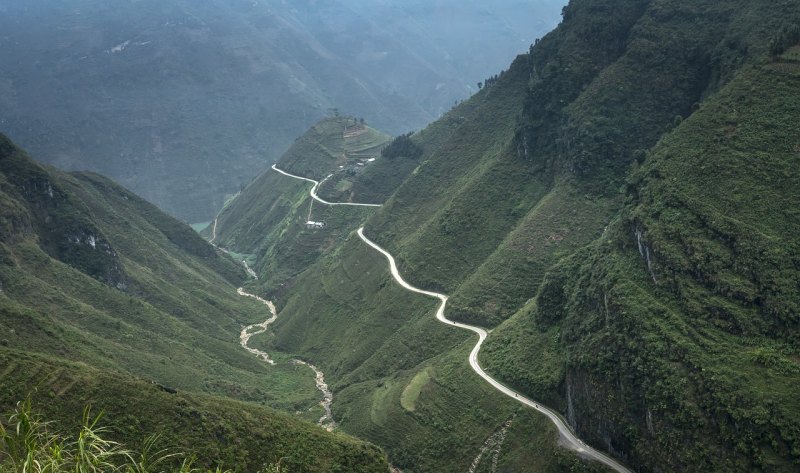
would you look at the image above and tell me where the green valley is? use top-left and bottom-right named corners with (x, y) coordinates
top-left (208, 0), bottom-right (800, 471)
top-left (3, 0), bottom-right (800, 471)
top-left (0, 134), bottom-right (389, 471)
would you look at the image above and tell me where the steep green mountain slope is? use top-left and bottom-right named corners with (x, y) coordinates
top-left (209, 117), bottom-right (390, 292)
top-left (0, 134), bottom-right (319, 411)
top-left (212, 55), bottom-right (601, 473)
top-left (210, 0), bottom-right (800, 471)
top-left (484, 59), bottom-right (800, 472)
top-left (0, 349), bottom-right (388, 472)
top-left (0, 134), bottom-right (391, 471)
top-left (0, 0), bottom-right (564, 221)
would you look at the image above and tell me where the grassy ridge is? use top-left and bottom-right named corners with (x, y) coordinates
top-left (0, 135), bottom-right (395, 471)
top-left (0, 349), bottom-right (388, 472)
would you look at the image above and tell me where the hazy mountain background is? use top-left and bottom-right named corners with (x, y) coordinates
top-left (0, 0), bottom-right (565, 222)
top-left (2, 0), bottom-right (799, 471)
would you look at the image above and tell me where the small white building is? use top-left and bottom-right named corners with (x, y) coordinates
top-left (306, 221), bottom-right (326, 229)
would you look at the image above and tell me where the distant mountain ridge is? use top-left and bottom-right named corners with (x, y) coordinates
top-left (0, 0), bottom-right (564, 221)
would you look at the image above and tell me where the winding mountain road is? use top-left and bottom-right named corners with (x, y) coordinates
top-left (271, 164), bottom-right (382, 207)
top-left (357, 228), bottom-right (633, 473)
top-left (269, 163), bottom-right (631, 470)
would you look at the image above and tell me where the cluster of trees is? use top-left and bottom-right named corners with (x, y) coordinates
top-left (477, 70), bottom-right (507, 90)
top-left (381, 133), bottom-right (422, 160)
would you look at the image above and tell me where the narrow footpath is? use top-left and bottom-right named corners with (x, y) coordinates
top-left (357, 228), bottom-right (633, 473)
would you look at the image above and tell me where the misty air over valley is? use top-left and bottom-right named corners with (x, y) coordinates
top-left (1, 1), bottom-right (799, 472)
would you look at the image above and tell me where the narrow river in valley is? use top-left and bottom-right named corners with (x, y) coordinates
top-left (237, 288), bottom-right (278, 365)
top-left (208, 174), bottom-right (338, 429)
top-left (236, 287), bottom-right (335, 430)
top-left (292, 359), bottom-right (336, 431)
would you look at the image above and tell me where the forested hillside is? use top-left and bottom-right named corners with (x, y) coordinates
top-left (210, 0), bottom-right (800, 471)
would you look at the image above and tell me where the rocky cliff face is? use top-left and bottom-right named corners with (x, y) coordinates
top-left (0, 134), bottom-right (127, 289)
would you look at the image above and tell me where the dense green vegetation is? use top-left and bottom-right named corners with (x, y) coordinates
top-left (0, 350), bottom-right (387, 472)
top-left (380, 134), bottom-right (423, 162)
top-left (0, 134), bottom-right (389, 471)
top-left (210, 117), bottom-right (390, 294)
top-left (484, 61), bottom-right (800, 471)
top-left (212, 0), bottom-right (800, 471)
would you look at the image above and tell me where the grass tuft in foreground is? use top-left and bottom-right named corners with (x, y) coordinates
top-left (0, 399), bottom-right (283, 473)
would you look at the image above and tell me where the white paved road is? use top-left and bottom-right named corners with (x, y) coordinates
top-left (357, 228), bottom-right (633, 473)
top-left (272, 164), bottom-right (382, 207)
top-left (272, 163), bottom-right (632, 470)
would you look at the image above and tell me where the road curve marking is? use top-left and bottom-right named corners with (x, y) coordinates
top-left (357, 227), bottom-right (633, 473)
top-left (272, 164), bottom-right (382, 207)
